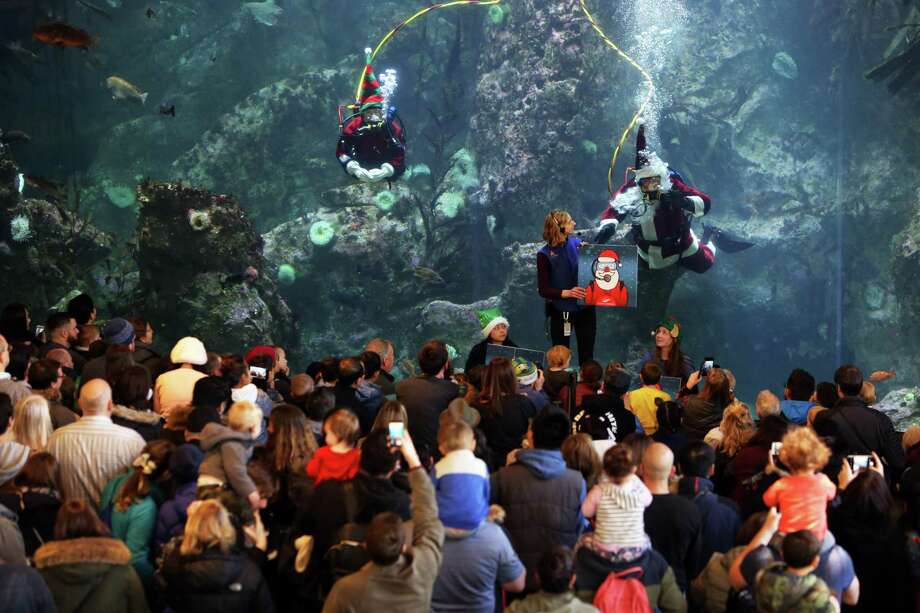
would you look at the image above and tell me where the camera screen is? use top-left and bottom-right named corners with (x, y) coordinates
top-left (850, 455), bottom-right (871, 472)
top-left (249, 366), bottom-right (267, 379)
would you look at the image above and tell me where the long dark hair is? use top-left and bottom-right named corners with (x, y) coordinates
top-left (113, 365), bottom-right (152, 411)
top-left (0, 303), bottom-right (33, 344)
top-left (651, 338), bottom-right (686, 378)
top-left (478, 358), bottom-right (518, 418)
top-left (841, 470), bottom-right (893, 524)
top-left (699, 369), bottom-right (734, 409)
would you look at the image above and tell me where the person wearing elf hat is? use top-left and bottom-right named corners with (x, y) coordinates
top-left (639, 316), bottom-right (694, 380)
top-left (598, 121), bottom-right (715, 274)
top-left (584, 248), bottom-right (629, 307)
top-left (464, 308), bottom-right (518, 373)
top-left (336, 48), bottom-right (407, 183)
top-left (513, 357), bottom-right (550, 412)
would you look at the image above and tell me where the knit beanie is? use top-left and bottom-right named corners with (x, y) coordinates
top-left (513, 357), bottom-right (538, 387)
top-left (358, 48), bottom-right (385, 112)
top-left (477, 308), bottom-right (509, 339)
top-left (102, 317), bottom-right (135, 345)
top-left (169, 443), bottom-right (204, 484)
top-left (170, 337), bottom-right (207, 365)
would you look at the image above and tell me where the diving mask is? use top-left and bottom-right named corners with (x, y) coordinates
top-left (639, 176), bottom-right (661, 200)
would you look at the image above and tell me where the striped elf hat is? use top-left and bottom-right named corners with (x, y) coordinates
top-left (359, 48), bottom-right (385, 112)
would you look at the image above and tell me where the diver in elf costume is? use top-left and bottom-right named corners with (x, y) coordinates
top-left (464, 308), bottom-right (518, 373)
top-left (336, 49), bottom-right (407, 183)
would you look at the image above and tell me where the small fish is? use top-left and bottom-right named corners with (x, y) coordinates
top-left (223, 265), bottom-right (260, 286)
top-left (145, 7), bottom-right (155, 18)
top-left (76, 0), bottom-right (113, 20)
top-left (0, 129), bottom-right (31, 146)
top-left (412, 266), bottom-right (446, 284)
top-left (869, 370), bottom-right (896, 382)
top-left (4, 41), bottom-right (41, 65)
top-left (106, 76), bottom-right (148, 104)
top-left (32, 22), bottom-right (97, 50)
top-left (24, 175), bottom-right (66, 201)
top-left (158, 103), bottom-right (176, 117)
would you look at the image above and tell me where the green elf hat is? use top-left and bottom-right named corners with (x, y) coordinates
top-left (477, 307), bottom-right (509, 339)
top-left (513, 357), bottom-right (538, 387)
top-left (359, 47), bottom-right (385, 112)
top-left (654, 315), bottom-right (681, 339)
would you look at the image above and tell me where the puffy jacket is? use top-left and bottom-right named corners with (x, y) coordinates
top-left (198, 423), bottom-right (257, 499)
top-left (34, 537), bottom-right (149, 613)
top-left (817, 396), bottom-right (906, 476)
top-left (155, 481), bottom-right (198, 548)
top-left (681, 396), bottom-right (725, 442)
top-left (157, 543), bottom-right (275, 613)
top-left (491, 449), bottom-right (586, 590)
top-left (111, 405), bottom-right (163, 442)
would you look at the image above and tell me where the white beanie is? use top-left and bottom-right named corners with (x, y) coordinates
top-left (170, 337), bottom-right (207, 366)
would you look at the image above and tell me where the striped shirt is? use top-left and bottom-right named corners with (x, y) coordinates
top-left (582, 474), bottom-right (653, 549)
top-left (46, 415), bottom-right (145, 507)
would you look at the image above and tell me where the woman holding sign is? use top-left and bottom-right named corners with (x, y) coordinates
top-left (537, 210), bottom-right (596, 364)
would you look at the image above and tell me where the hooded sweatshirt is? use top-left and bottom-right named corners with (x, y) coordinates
top-left (780, 400), bottom-right (815, 426)
top-left (197, 422), bottom-right (257, 499)
top-left (491, 449), bottom-right (586, 590)
top-left (0, 440), bottom-right (30, 486)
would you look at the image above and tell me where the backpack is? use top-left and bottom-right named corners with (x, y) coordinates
top-left (593, 566), bottom-right (652, 613)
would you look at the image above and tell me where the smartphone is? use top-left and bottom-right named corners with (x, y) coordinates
top-left (388, 421), bottom-right (405, 447)
top-left (34, 324), bottom-right (45, 337)
top-left (848, 455), bottom-right (871, 472)
top-left (700, 357), bottom-right (715, 377)
top-left (249, 365), bottom-right (267, 379)
top-left (770, 442), bottom-right (783, 464)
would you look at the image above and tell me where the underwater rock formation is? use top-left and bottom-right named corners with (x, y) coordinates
top-left (171, 69), bottom-right (350, 231)
top-left (471, 0), bottom-right (605, 244)
top-left (0, 155), bottom-right (112, 311)
top-left (135, 180), bottom-right (292, 350)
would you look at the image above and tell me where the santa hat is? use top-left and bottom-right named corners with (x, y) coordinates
top-left (245, 345), bottom-right (276, 365)
top-left (358, 48), bottom-right (385, 112)
top-left (598, 249), bottom-right (621, 263)
top-left (477, 307), bottom-right (509, 339)
top-left (632, 120), bottom-right (668, 183)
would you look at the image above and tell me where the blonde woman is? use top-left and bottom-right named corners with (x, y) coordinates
top-left (537, 209), bottom-right (596, 364)
top-left (11, 394), bottom-right (53, 452)
top-left (157, 499), bottom-right (274, 612)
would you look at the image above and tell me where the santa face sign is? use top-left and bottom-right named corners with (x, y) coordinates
top-left (578, 244), bottom-right (639, 308)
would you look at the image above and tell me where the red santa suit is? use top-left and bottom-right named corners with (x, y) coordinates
top-left (584, 249), bottom-right (629, 306)
top-left (599, 125), bottom-right (715, 273)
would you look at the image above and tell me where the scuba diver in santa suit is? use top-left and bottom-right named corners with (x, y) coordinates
top-left (336, 49), bottom-right (406, 184)
top-left (596, 121), bottom-right (716, 272)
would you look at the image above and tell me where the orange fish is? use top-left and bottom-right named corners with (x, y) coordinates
top-left (32, 22), bottom-right (97, 50)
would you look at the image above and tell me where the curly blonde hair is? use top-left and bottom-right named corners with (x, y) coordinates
top-left (718, 401), bottom-right (754, 457)
top-left (542, 210), bottom-right (572, 246)
top-left (779, 426), bottom-right (830, 472)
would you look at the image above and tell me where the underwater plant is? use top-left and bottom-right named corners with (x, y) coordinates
top-left (444, 148), bottom-right (479, 191)
top-left (436, 191), bottom-right (465, 219)
top-left (277, 264), bottom-right (296, 285)
top-left (409, 163), bottom-right (431, 179)
top-left (309, 220), bottom-right (335, 246)
top-left (10, 214), bottom-right (31, 242)
top-left (581, 139), bottom-right (598, 155)
top-left (104, 184), bottom-right (136, 209)
top-left (188, 209), bottom-right (211, 231)
top-left (242, 0), bottom-right (282, 26)
top-left (375, 190), bottom-right (398, 211)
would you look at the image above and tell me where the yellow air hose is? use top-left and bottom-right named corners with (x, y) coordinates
top-left (354, 0), bottom-right (504, 104)
top-left (579, 0), bottom-right (655, 195)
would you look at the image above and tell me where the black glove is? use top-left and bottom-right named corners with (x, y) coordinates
top-left (658, 190), bottom-right (687, 211)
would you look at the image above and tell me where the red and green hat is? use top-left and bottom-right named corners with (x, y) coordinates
top-left (655, 315), bottom-right (681, 339)
top-left (359, 48), bottom-right (385, 112)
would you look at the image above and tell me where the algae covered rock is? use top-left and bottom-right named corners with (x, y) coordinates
top-left (135, 180), bottom-right (292, 350)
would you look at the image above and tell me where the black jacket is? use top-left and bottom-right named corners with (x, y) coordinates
top-left (157, 544), bottom-right (274, 613)
top-left (476, 394), bottom-right (537, 469)
top-left (575, 394), bottom-right (638, 444)
top-left (396, 376), bottom-right (459, 458)
top-left (0, 489), bottom-right (60, 557)
top-left (681, 396), bottom-right (724, 442)
top-left (464, 338), bottom-right (518, 373)
top-left (817, 396), bottom-right (905, 476)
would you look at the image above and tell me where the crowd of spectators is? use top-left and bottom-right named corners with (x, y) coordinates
top-left (0, 294), bottom-right (915, 613)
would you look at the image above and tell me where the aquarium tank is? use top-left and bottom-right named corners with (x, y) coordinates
top-left (1, 0), bottom-right (919, 424)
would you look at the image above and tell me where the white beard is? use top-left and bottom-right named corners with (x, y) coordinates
top-left (595, 271), bottom-right (619, 290)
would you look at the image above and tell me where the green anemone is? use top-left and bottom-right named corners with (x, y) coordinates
top-left (277, 264), bottom-right (296, 285)
top-left (488, 4), bottom-right (505, 25)
top-left (375, 190), bottom-right (397, 211)
top-left (581, 139), bottom-right (598, 155)
top-left (309, 220), bottom-right (335, 246)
